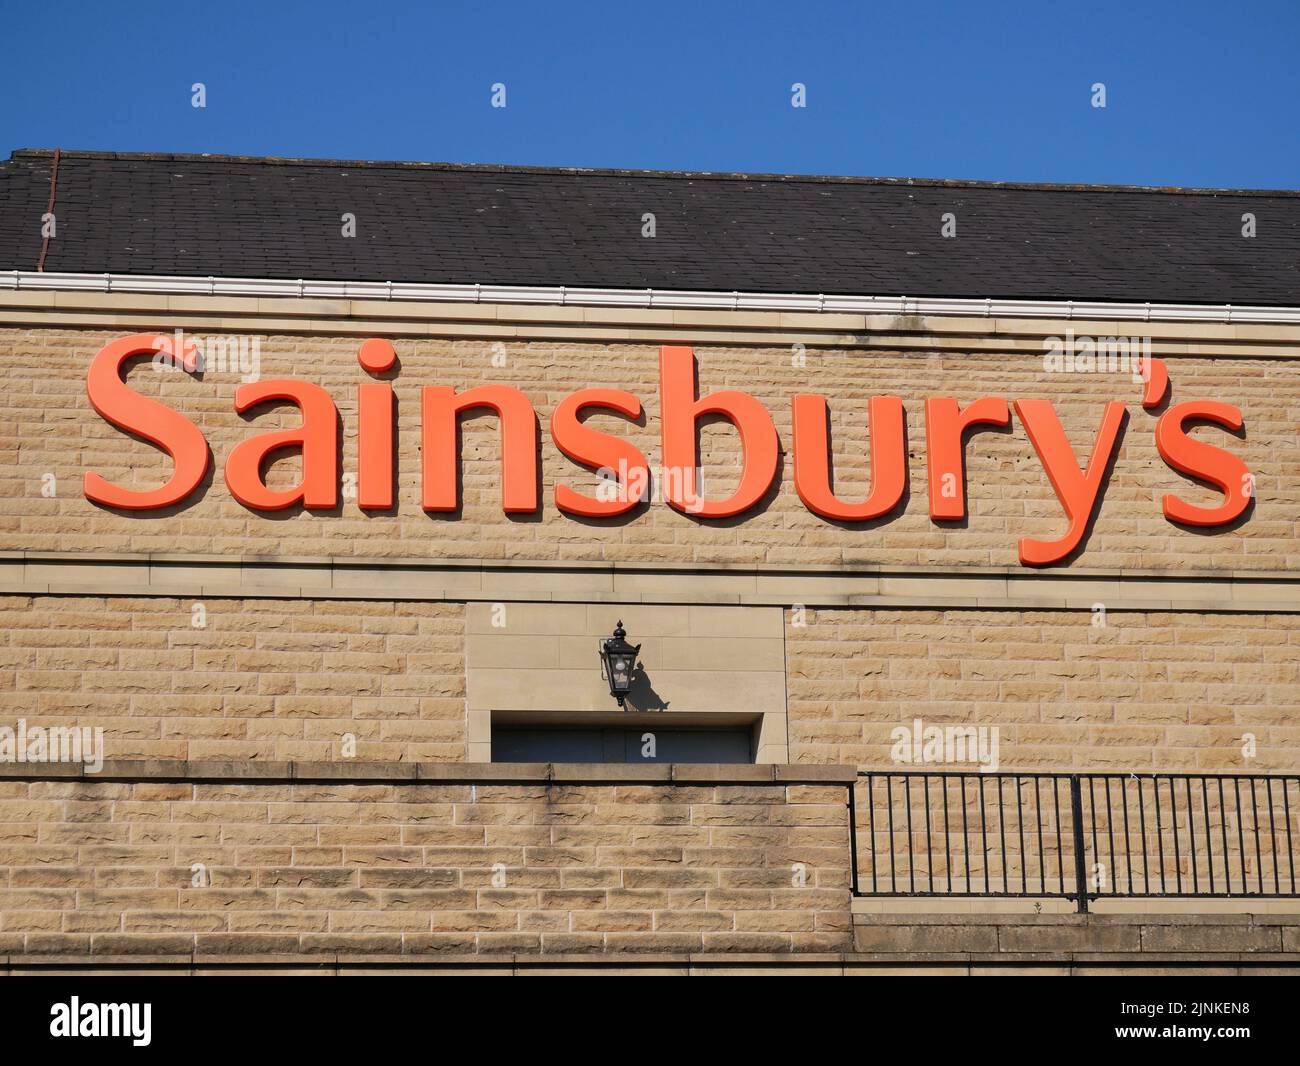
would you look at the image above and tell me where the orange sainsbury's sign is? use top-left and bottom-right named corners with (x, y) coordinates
top-left (82, 334), bottom-right (1252, 567)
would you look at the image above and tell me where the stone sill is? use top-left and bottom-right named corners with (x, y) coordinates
top-left (0, 759), bottom-right (857, 786)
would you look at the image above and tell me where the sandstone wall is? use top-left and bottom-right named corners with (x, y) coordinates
top-left (0, 595), bottom-right (465, 762)
top-left (786, 607), bottom-right (1300, 772)
top-left (0, 773), bottom-right (851, 957)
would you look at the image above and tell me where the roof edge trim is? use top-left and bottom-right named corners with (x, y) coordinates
top-left (5, 270), bottom-right (1299, 325)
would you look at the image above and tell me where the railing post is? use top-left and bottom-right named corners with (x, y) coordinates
top-left (1069, 775), bottom-right (1089, 914)
top-left (847, 780), bottom-right (860, 897)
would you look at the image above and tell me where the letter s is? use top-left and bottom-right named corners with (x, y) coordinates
top-left (551, 388), bottom-right (648, 517)
top-left (1155, 400), bottom-right (1251, 526)
top-left (84, 334), bottom-right (209, 509)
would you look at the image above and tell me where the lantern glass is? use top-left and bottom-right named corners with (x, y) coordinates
top-left (612, 655), bottom-right (632, 689)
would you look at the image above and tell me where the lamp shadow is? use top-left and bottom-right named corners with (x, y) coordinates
top-left (625, 665), bottom-right (670, 712)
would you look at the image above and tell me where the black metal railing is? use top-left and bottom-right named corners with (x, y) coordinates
top-left (851, 771), bottom-right (1300, 912)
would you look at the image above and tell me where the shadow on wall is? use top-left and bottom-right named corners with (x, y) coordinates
top-left (625, 663), bottom-right (670, 712)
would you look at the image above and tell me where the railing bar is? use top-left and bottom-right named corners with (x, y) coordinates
top-left (886, 775), bottom-right (897, 894)
top-left (942, 775), bottom-right (952, 894)
top-left (1035, 777), bottom-right (1047, 897)
top-left (1138, 777), bottom-right (1149, 895)
top-left (924, 774), bottom-right (934, 895)
top-left (1122, 775), bottom-right (1134, 895)
top-left (961, 776), bottom-right (972, 894)
top-left (1185, 777), bottom-right (1197, 895)
top-left (905, 775), bottom-right (915, 895)
top-left (1052, 778), bottom-right (1064, 899)
top-left (1088, 776), bottom-right (1099, 896)
top-left (1104, 777), bottom-right (1117, 897)
top-left (866, 775), bottom-right (877, 894)
top-left (1266, 778), bottom-right (1279, 895)
top-left (1251, 777), bottom-right (1264, 896)
top-left (1153, 776), bottom-right (1166, 894)
top-left (1218, 778), bottom-right (1231, 897)
top-left (997, 777), bottom-right (1009, 895)
top-left (980, 776), bottom-right (990, 895)
top-left (1170, 776), bottom-right (1183, 895)
top-left (1069, 775), bottom-right (1088, 913)
top-left (1017, 776), bottom-right (1027, 894)
top-left (1201, 777), bottom-right (1214, 896)
top-left (1234, 778), bottom-right (1247, 895)
top-left (1285, 780), bottom-right (1296, 894)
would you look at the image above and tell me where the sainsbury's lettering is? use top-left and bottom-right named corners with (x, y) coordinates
top-left (80, 335), bottom-right (1252, 567)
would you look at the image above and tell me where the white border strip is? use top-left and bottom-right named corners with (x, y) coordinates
top-left (5, 269), bottom-right (1300, 325)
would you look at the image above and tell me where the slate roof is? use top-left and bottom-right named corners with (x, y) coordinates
top-left (1, 149), bottom-right (1297, 305)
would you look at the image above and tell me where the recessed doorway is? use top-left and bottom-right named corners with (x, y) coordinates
top-left (491, 723), bottom-right (755, 763)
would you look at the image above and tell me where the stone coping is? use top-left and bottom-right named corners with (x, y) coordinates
top-left (0, 759), bottom-right (857, 785)
top-left (5, 289), bottom-right (1300, 356)
top-left (3, 552), bottom-right (1297, 612)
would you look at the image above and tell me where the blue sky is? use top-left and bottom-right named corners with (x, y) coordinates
top-left (3, 0), bottom-right (1297, 187)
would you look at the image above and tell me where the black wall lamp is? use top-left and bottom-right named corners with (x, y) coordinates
top-left (599, 621), bottom-right (641, 708)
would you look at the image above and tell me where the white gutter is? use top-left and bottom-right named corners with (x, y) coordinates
top-left (5, 269), bottom-right (1300, 325)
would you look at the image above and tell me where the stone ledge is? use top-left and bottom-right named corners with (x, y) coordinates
top-left (850, 909), bottom-right (1299, 924)
top-left (0, 759), bottom-right (857, 786)
top-left (4, 551), bottom-right (1299, 612)
top-left (852, 912), bottom-right (1300, 955)
top-left (7, 549), bottom-right (1298, 582)
top-left (3, 951), bottom-right (1298, 975)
